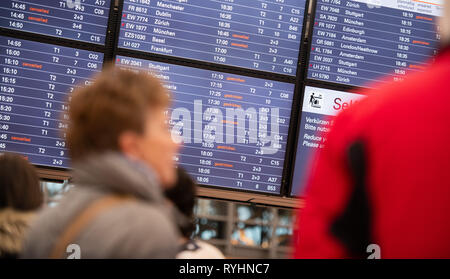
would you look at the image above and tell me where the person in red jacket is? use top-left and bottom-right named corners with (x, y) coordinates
top-left (294, 3), bottom-right (450, 259)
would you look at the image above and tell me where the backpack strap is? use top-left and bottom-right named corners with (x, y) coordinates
top-left (50, 195), bottom-right (135, 259)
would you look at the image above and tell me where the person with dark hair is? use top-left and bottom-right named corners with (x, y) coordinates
top-left (22, 66), bottom-right (181, 258)
top-left (0, 153), bottom-right (43, 259)
top-left (165, 168), bottom-right (225, 259)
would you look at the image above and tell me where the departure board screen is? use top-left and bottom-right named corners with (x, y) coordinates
top-left (290, 86), bottom-right (365, 196)
top-left (0, 36), bottom-right (104, 168)
top-left (116, 55), bottom-right (295, 194)
top-left (307, 0), bottom-right (443, 88)
top-left (118, 0), bottom-right (307, 76)
top-left (0, 0), bottom-right (111, 45)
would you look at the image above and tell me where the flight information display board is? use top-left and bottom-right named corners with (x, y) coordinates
top-left (0, 0), bottom-right (112, 45)
top-left (290, 86), bottom-right (365, 196)
top-left (307, 0), bottom-right (443, 87)
top-left (0, 36), bottom-right (104, 168)
top-left (117, 0), bottom-right (307, 76)
top-left (116, 55), bottom-right (295, 194)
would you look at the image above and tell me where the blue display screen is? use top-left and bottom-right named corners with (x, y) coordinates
top-left (307, 0), bottom-right (443, 87)
top-left (0, 0), bottom-right (111, 45)
top-left (117, 0), bottom-right (307, 76)
top-left (117, 55), bottom-right (295, 194)
top-left (0, 36), bottom-right (104, 168)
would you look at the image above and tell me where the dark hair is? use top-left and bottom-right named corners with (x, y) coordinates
top-left (165, 167), bottom-right (197, 238)
top-left (0, 153), bottom-right (43, 211)
top-left (66, 65), bottom-right (170, 162)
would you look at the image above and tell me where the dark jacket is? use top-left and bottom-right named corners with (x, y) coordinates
top-left (295, 46), bottom-right (450, 258)
top-left (22, 153), bottom-right (180, 258)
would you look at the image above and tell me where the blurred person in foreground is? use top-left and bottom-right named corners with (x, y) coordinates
top-left (22, 67), bottom-right (181, 258)
top-left (165, 168), bottom-right (225, 259)
top-left (0, 153), bottom-right (43, 259)
top-left (294, 3), bottom-right (450, 259)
